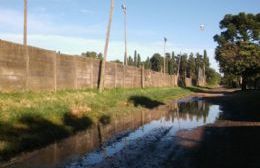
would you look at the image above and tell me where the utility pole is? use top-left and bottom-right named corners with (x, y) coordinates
top-left (163, 37), bottom-right (167, 74)
top-left (24, 0), bottom-right (29, 90)
top-left (98, 0), bottom-right (115, 92)
top-left (24, 0), bottom-right (27, 46)
top-left (200, 25), bottom-right (206, 85)
top-left (122, 3), bottom-right (128, 66)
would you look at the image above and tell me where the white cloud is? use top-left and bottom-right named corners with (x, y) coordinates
top-left (0, 8), bottom-right (104, 36)
top-left (0, 7), bottom-right (219, 71)
top-left (0, 33), bottom-right (219, 71)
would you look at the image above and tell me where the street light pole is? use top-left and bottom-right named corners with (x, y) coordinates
top-left (24, 0), bottom-right (27, 46)
top-left (122, 3), bottom-right (128, 66)
top-left (200, 24), bottom-right (206, 85)
top-left (163, 37), bottom-right (167, 74)
top-left (24, 0), bottom-right (29, 90)
top-left (98, 0), bottom-right (115, 92)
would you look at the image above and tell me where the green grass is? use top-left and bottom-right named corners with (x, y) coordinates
top-left (0, 87), bottom-right (193, 161)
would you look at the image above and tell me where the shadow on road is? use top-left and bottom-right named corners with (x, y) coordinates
top-left (167, 90), bottom-right (260, 168)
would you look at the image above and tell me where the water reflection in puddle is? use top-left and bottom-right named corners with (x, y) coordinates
top-left (5, 98), bottom-right (221, 168)
top-left (65, 97), bottom-right (221, 168)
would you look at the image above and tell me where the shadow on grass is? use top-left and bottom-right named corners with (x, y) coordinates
top-left (63, 113), bottom-right (93, 131)
top-left (128, 96), bottom-right (165, 109)
top-left (0, 113), bottom-right (93, 161)
top-left (99, 115), bottom-right (111, 126)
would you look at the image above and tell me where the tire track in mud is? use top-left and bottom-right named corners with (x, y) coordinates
top-left (92, 126), bottom-right (178, 168)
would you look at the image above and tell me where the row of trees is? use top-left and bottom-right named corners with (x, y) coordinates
top-left (214, 12), bottom-right (260, 90)
top-left (127, 50), bottom-right (142, 67)
top-left (81, 49), bottom-right (220, 86)
top-left (81, 51), bottom-right (103, 60)
top-left (141, 50), bottom-right (220, 86)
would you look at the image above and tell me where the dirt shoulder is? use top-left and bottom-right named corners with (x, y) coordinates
top-left (166, 89), bottom-right (260, 168)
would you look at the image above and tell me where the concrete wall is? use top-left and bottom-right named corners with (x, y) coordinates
top-left (0, 40), bottom-right (177, 92)
top-left (197, 67), bottom-right (206, 86)
top-left (185, 78), bottom-right (192, 87)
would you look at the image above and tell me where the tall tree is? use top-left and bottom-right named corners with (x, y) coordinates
top-left (203, 50), bottom-right (210, 83)
top-left (214, 12), bottom-right (260, 90)
top-left (150, 53), bottom-right (163, 72)
top-left (128, 56), bottom-right (134, 66)
top-left (137, 54), bottom-right (141, 67)
top-left (188, 53), bottom-right (196, 80)
top-left (165, 53), bottom-right (171, 74)
top-left (111, 59), bottom-right (123, 64)
top-left (144, 57), bottom-right (151, 69)
top-left (82, 51), bottom-right (97, 59)
top-left (171, 52), bottom-right (178, 75)
top-left (168, 53), bottom-right (176, 75)
top-left (203, 50), bottom-right (210, 68)
top-left (206, 68), bottom-right (221, 86)
top-left (195, 53), bottom-right (204, 73)
top-left (134, 50), bottom-right (137, 66)
top-left (97, 53), bottom-right (103, 60)
top-left (179, 54), bottom-right (188, 86)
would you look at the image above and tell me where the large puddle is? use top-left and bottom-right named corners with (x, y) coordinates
top-left (5, 97), bottom-right (221, 168)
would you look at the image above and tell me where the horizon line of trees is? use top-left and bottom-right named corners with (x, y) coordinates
top-left (81, 49), bottom-right (221, 86)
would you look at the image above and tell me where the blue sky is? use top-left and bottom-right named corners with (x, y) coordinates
top-left (0, 0), bottom-right (259, 71)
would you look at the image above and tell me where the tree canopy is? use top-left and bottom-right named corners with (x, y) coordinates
top-left (81, 51), bottom-right (103, 60)
top-left (150, 53), bottom-right (163, 72)
top-left (214, 12), bottom-right (260, 90)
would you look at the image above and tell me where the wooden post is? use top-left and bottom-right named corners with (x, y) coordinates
top-left (90, 59), bottom-right (94, 89)
top-left (141, 66), bottom-right (145, 88)
top-left (114, 63), bottom-right (117, 88)
top-left (25, 47), bottom-right (29, 90)
top-left (132, 68), bottom-right (134, 88)
top-left (123, 66), bottom-right (126, 88)
top-left (74, 57), bottom-right (78, 89)
top-left (150, 70), bottom-right (152, 87)
top-left (53, 53), bottom-right (57, 92)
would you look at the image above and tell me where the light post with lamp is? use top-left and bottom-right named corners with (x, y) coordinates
top-left (122, 3), bottom-right (128, 66)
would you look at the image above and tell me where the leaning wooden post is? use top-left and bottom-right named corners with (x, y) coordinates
top-left (98, 0), bottom-right (114, 92)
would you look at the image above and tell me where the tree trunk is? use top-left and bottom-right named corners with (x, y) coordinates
top-left (176, 56), bottom-right (181, 85)
top-left (241, 76), bottom-right (247, 91)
